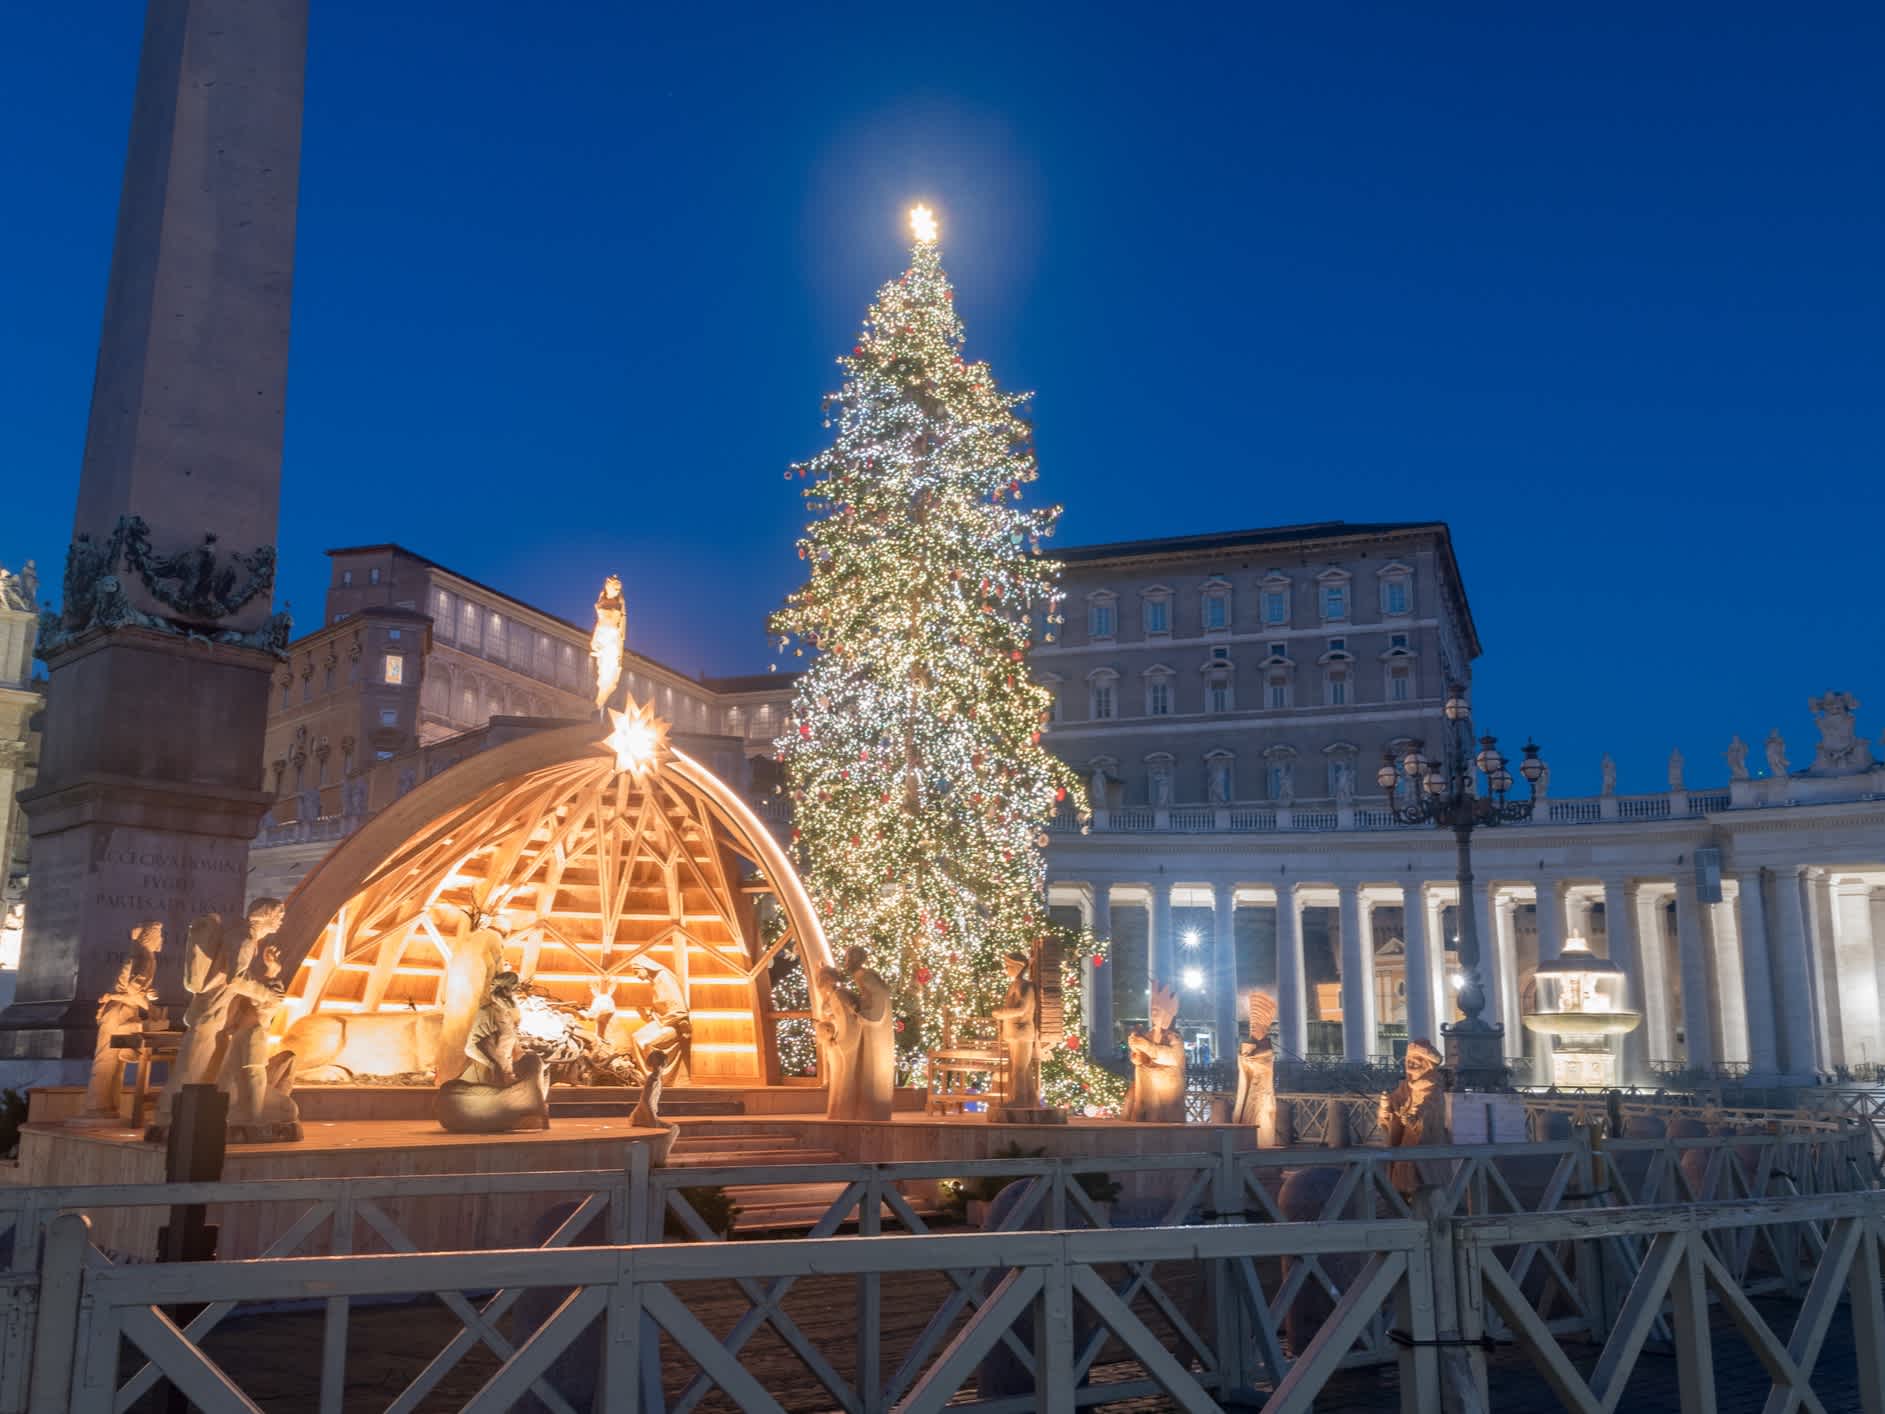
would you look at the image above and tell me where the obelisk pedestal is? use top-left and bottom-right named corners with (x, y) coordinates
top-left (0, 0), bottom-right (307, 1082)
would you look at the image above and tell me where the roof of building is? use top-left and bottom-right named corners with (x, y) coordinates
top-left (697, 671), bottom-right (799, 695)
top-left (321, 543), bottom-right (716, 688)
top-left (1053, 520), bottom-right (1445, 563)
top-left (1054, 520), bottom-right (1479, 659)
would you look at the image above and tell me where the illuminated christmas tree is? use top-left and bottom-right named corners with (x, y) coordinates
top-left (772, 205), bottom-right (1082, 1056)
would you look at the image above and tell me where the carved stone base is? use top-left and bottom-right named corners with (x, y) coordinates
top-left (988, 1106), bottom-right (1067, 1125)
top-left (1442, 1019), bottom-right (1510, 1093)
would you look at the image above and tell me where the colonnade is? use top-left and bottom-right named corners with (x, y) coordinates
top-left (1051, 863), bottom-right (1885, 1085)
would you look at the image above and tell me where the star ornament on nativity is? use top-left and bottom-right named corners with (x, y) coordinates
top-left (606, 700), bottom-right (669, 778)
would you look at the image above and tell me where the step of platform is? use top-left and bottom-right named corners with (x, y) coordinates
top-left (544, 1089), bottom-right (748, 1119)
top-left (668, 1147), bottom-right (846, 1170)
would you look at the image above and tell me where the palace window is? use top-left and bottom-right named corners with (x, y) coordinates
top-left (1389, 664), bottom-right (1413, 702)
top-left (369, 568), bottom-right (382, 586)
top-left (1321, 584), bottom-right (1347, 621)
top-left (559, 642), bottom-right (577, 688)
top-left (1263, 590), bottom-right (1289, 624)
top-left (433, 590), bottom-right (454, 639)
top-left (323, 664), bottom-right (335, 692)
top-left (1088, 595), bottom-right (1117, 640)
top-left (1267, 672), bottom-right (1290, 709)
top-left (387, 628), bottom-right (401, 641)
top-left (460, 601), bottom-right (480, 649)
top-left (281, 679), bottom-right (291, 709)
top-left (1390, 632), bottom-right (1409, 649)
top-left (1147, 677), bottom-right (1172, 716)
top-left (487, 612), bottom-right (506, 660)
top-left (1327, 670), bottom-right (1348, 706)
top-left (1142, 587), bottom-right (1172, 637)
top-left (1089, 670), bottom-right (1118, 721)
top-left (1378, 563), bottom-right (1414, 617)
top-left (1208, 678), bottom-right (1232, 714)
top-left (382, 654), bottom-right (404, 685)
top-left (341, 570), bottom-right (353, 587)
top-left (301, 676), bottom-right (312, 704)
top-left (1201, 578), bottom-right (1232, 632)
top-left (379, 707), bottom-right (397, 727)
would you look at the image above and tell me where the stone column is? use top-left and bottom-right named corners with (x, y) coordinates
top-left (1150, 882), bottom-right (1173, 997)
top-left (1493, 891), bottom-right (1522, 1046)
top-left (1831, 879), bottom-right (1881, 1069)
top-left (1086, 883), bottom-right (1115, 1061)
top-left (1728, 872), bottom-right (1779, 1078)
top-left (1212, 882), bottom-right (1239, 1060)
top-left (1672, 875), bottom-right (1716, 1072)
top-left (1767, 868), bottom-right (1820, 1078)
top-left (1633, 887), bottom-right (1676, 1065)
top-left (1426, 889), bottom-right (1451, 1032)
top-left (1804, 871), bottom-right (1841, 1072)
top-left (1401, 882), bottom-right (1435, 1044)
top-left (1601, 877), bottom-right (1650, 1084)
top-left (0, 0), bottom-right (307, 1076)
top-left (1276, 885), bottom-right (1307, 1059)
top-left (1531, 879), bottom-right (1564, 1084)
top-left (1337, 883), bottom-right (1373, 1060)
top-left (1705, 891), bottom-right (1750, 1068)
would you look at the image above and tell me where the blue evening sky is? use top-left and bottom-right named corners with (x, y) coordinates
top-left (3, 3), bottom-right (1879, 795)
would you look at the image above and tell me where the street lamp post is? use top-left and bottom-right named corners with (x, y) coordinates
top-left (1377, 685), bottom-right (1546, 1091)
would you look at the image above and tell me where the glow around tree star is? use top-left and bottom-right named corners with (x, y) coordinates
top-left (909, 204), bottom-right (938, 244)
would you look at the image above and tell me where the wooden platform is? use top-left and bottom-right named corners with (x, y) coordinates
top-left (8, 1096), bottom-right (1260, 1259)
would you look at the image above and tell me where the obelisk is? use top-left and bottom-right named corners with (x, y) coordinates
top-left (0, 0), bottom-right (308, 1082)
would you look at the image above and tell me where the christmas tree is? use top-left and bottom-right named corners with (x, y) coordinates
top-left (772, 206), bottom-right (1082, 1058)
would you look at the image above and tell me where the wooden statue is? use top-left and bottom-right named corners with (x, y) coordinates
top-left (78, 920), bottom-right (164, 1121)
top-left (1232, 991), bottom-right (1279, 1143)
top-left (153, 899), bottom-right (296, 1138)
top-left (1123, 981), bottom-right (1187, 1122)
top-left (991, 951), bottom-right (1042, 1111)
top-left (436, 918), bottom-right (508, 1084)
top-left (622, 956), bottom-right (690, 1084)
top-left (629, 1048), bottom-right (677, 1167)
top-left (1378, 1038), bottom-right (1449, 1197)
top-left (820, 945), bottom-right (895, 1121)
top-left (591, 574), bottom-right (627, 712)
top-left (436, 970), bottom-right (552, 1132)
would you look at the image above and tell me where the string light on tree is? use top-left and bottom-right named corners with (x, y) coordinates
top-left (772, 203), bottom-right (1083, 1056)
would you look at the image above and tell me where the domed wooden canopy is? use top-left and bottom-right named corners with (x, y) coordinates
top-left (268, 721), bottom-right (832, 1084)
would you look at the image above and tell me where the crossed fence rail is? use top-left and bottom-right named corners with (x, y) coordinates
top-left (1, 1118), bottom-right (1878, 1413)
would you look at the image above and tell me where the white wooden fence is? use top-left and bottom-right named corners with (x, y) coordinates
top-left (2, 1127), bottom-right (1880, 1412)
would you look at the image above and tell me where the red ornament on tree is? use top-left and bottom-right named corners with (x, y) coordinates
top-left (1092, 954), bottom-right (1105, 967)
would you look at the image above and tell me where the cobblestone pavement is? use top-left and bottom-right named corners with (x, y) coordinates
top-left (117, 1282), bottom-right (1869, 1412)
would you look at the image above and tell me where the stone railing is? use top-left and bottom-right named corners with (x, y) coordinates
top-left (1041, 781), bottom-right (1781, 837)
top-left (252, 813), bottom-right (355, 848)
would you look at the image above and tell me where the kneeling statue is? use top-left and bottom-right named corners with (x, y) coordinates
top-left (436, 971), bottom-right (552, 1133)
